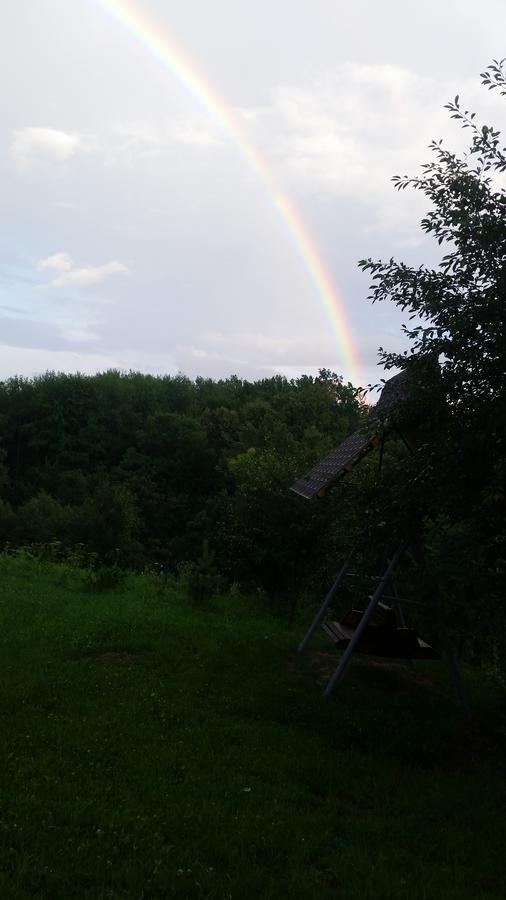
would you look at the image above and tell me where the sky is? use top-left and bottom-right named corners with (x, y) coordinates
top-left (1, 0), bottom-right (505, 388)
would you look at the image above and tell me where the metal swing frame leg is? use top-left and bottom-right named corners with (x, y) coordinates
top-left (324, 543), bottom-right (406, 696)
top-left (439, 634), bottom-right (470, 714)
top-left (388, 569), bottom-right (415, 670)
top-left (411, 538), bottom-right (469, 713)
top-left (297, 558), bottom-right (351, 656)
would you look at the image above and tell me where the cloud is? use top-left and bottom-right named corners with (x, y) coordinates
top-left (37, 252), bottom-right (72, 273)
top-left (52, 200), bottom-right (77, 210)
top-left (60, 325), bottom-right (100, 343)
top-left (10, 127), bottom-right (80, 172)
top-left (51, 261), bottom-right (128, 289)
top-left (190, 330), bottom-right (341, 369)
top-left (99, 118), bottom-right (224, 169)
top-left (0, 343), bottom-right (178, 381)
top-left (172, 329), bottom-right (358, 381)
top-left (236, 62), bottom-right (474, 232)
top-left (36, 253), bottom-right (129, 289)
top-left (168, 119), bottom-right (224, 148)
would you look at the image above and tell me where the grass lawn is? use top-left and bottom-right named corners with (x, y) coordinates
top-left (0, 553), bottom-right (505, 899)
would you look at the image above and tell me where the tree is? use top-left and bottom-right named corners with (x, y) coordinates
top-left (358, 61), bottom-right (506, 663)
top-left (359, 60), bottom-right (505, 452)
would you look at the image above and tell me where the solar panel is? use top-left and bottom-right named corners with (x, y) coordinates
top-left (290, 367), bottom-right (442, 501)
top-left (290, 431), bottom-right (378, 499)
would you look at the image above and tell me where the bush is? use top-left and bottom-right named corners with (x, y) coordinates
top-left (179, 541), bottom-right (223, 607)
top-left (82, 564), bottom-right (126, 593)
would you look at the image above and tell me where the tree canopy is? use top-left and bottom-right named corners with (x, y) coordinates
top-left (0, 369), bottom-right (364, 603)
top-left (359, 61), bottom-right (506, 657)
top-left (360, 60), bottom-right (505, 444)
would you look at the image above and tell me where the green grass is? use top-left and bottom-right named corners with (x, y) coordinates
top-left (0, 554), bottom-right (505, 899)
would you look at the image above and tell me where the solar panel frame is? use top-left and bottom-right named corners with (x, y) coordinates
top-left (290, 367), bottom-right (437, 501)
top-left (290, 430), bottom-right (378, 499)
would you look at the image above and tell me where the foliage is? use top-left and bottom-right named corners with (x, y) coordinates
top-left (181, 540), bottom-right (223, 607)
top-left (82, 563), bottom-right (126, 592)
top-left (360, 60), bottom-right (506, 429)
top-left (0, 369), bottom-right (363, 600)
top-left (358, 61), bottom-right (506, 657)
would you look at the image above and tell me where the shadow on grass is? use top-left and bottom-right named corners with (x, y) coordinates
top-left (295, 649), bottom-right (506, 774)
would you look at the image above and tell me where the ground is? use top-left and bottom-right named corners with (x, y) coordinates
top-left (0, 553), bottom-right (504, 899)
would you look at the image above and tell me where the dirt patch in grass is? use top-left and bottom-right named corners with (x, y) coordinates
top-left (309, 652), bottom-right (506, 772)
top-left (91, 651), bottom-right (140, 667)
top-left (310, 650), bottom-right (437, 692)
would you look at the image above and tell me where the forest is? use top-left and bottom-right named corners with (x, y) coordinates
top-left (0, 368), bottom-right (364, 600)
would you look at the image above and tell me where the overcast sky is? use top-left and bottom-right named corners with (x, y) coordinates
top-left (1, 0), bottom-right (505, 387)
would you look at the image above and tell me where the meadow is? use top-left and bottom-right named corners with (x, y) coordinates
top-left (0, 552), bottom-right (504, 899)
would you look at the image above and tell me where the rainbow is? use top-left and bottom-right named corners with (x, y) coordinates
top-left (95, 0), bottom-right (361, 384)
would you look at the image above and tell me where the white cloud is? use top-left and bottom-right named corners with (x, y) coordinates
top-left (37, 252), bottom-right (72, 273)
top-left (169, 119), bottom-right (224, 148)
top-left (236, 63), bottom-right (472, 229)
top-left (59, 324), bottom-right (100, 343)
top-left (203, 330), bottom-right (307, 357)
top-left (10, 127), bottom-right (80, 172)
top-left (196, 329), bottom-right (341, 367)
top-left (100, 118), bottom-right (224, 169)
top-left (106, 123), bottom-right (162, 164)
top-left (52, 261), bottom-right (128, 289)
top-left (36, 253), bottom-right (129, 289)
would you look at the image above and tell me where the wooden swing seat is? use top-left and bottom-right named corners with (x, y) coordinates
top-left (322, 602), bottom-right (441, 660)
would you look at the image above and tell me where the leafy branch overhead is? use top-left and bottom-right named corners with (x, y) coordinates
top-left (359, 60), bottom-right (506, 421)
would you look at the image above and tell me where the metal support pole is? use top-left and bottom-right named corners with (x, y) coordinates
top-left (389, 569), bottom-right (415, 669)
top-left (297, 558), bottom-right (350, 655)
top-left (395, 426), bottom-right (415, 455)
top-left (389, 571), bottom-right (407, 628)
top-left (438, 633), bottom-right (470, 713)
top-left (411, 537), bottom-right (469, 712)
top-left (377, 432), bottom-right (385, 476)
top-left (324, 543), bottom-right (406, 696)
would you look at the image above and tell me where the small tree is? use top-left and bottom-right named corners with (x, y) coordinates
top-left (358, 61), bottom-right (506, 664)
top-left (360, 60), bottom-right (506, 476)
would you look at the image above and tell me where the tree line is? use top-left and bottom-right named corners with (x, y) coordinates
top-left (0, 369), bottom-right (364, 601)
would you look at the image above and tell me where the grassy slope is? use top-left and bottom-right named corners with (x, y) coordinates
top-left (0, 555), bottom-right (504, 900)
